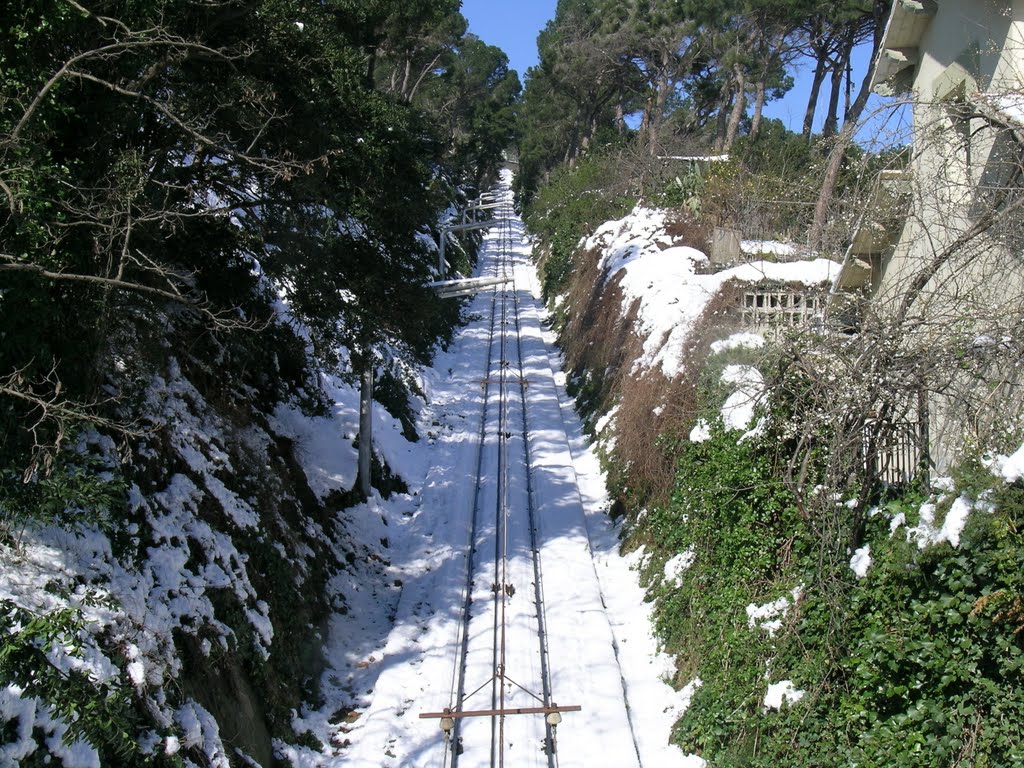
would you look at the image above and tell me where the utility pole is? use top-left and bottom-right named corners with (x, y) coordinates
top-left (358, 356), bottom-right (374, 498)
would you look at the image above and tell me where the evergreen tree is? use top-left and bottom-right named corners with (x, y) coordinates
top-left (1, 0), bottom-right (515, 492)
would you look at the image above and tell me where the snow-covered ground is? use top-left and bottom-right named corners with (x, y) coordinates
top-left (291, 176), bottom-right (703, 767)
top-left (1, 178), bottom-right (707, 768)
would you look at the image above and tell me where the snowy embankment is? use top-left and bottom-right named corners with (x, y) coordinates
top-left (558, 205), bottom-right (843, 724)
top-left (574, 205), bottom-right (838, 451)
top-left (1, 354), bottom-right (411, 765)
top-left (582, 206), bottom-right (838, 381)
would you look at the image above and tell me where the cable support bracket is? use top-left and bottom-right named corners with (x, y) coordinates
top-left (479, 376), bottom-right (529, 390)
top-left (420, 703), bottom-right (581, 722)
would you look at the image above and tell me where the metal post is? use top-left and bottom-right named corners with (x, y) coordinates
top-left (438, 218), bottom-right (512, 277)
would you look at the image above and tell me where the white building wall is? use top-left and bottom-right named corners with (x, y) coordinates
top-left (872, 0), bottom-right (1024, 471)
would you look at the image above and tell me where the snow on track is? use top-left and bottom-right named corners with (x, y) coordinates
top-left (333, 176), bottom-right (701, 768)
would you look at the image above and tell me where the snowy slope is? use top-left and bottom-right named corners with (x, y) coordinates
top-left (1, 180), bottom-right (709, 768)
top-left (583, 206), bottom-right (839, 379)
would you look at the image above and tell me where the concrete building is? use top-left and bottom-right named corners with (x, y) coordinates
top-left (834, 0), bottom-right (1024, 474)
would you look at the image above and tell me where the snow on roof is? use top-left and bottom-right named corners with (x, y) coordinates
top-left (973, 90), bottom-right (1024, 130)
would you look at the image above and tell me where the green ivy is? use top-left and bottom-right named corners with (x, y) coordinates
top-left (524, 154), bottom-right (635, 301)
top-left (624, 342), bottom-right (1024, 766)
top-left (641, 419), bottom-right (803, 759)
top-left (654, 454), bottom-right (1024, 766)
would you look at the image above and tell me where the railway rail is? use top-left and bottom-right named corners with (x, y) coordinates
top-left (421, 188), bottom-right (574, 767)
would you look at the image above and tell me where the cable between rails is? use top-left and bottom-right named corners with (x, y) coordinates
top-left (508, 214), bottom-right (559, 768)
top-left (449, 209), bottom-right (505, 768)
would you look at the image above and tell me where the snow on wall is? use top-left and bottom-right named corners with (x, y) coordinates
top-left (583, 205), bottom-right (839, 380)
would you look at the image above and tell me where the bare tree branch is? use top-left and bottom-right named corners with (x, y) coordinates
top-left (0, 255), bottom-right (266, 331)
top-left (0, 366), bottom-right (147, 481)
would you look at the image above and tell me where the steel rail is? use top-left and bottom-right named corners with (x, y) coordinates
top-left (492, 204), bottom-right (510, 766)
top-left (448, 187), bottom-right (564, 768)
top-left (508, 211), bottom-right (559, 768)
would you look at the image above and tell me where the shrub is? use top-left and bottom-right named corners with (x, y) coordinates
top-left (0, 598), bottom-right (180, 766)
top-left (524, 154), bottom-right (635, 301)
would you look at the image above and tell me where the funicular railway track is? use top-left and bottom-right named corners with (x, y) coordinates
top-left (422, 187), bottom-right (576, 767)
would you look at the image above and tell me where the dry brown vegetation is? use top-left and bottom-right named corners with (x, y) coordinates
top-left (557, 220), bottom-right (748, 507)
top-left (612, 283), bottom-right (747, 505)
top-left (663, 211), bottom-right (712, 256)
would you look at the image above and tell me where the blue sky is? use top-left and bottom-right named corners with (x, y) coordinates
top-left (460, 0), bottom-right (554, 81)
top-left (460, 1), bottom-right (903, 139)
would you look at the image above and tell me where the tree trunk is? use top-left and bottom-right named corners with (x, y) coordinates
top-left (823, 26), bottom-right (855, 140)
top-left (358, 358), bottom-right (374, 498)
top-left (616, 102), bottom-right (625, 133)
top-left (407, 52), bottom-right (442, 103)
top-left (809, 3), bottom-right (889, 249)
top-left (639, 85), bottom-right (654, 136)
top-left (649, 48), bottom-right (673, 156)
top-left (713, 80), bottom-right (732, 153)
top-left (723, 63), bottom-right (747, 152)
top-left (563, 126), bottom-right (578, 164)
top-left (803, 48), bottom-right (829, 138)
top-left (398, 56), bottom-right (411, 97)
top-left (365, 46), bottom-right (377, 90)
top-left (750, 79), bottom-right (766, 140)
top-left (822, 60), bottom-right (843, 139)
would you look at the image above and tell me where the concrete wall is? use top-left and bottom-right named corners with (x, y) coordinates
top-left (872, 0), bottom-right (1024, 471)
